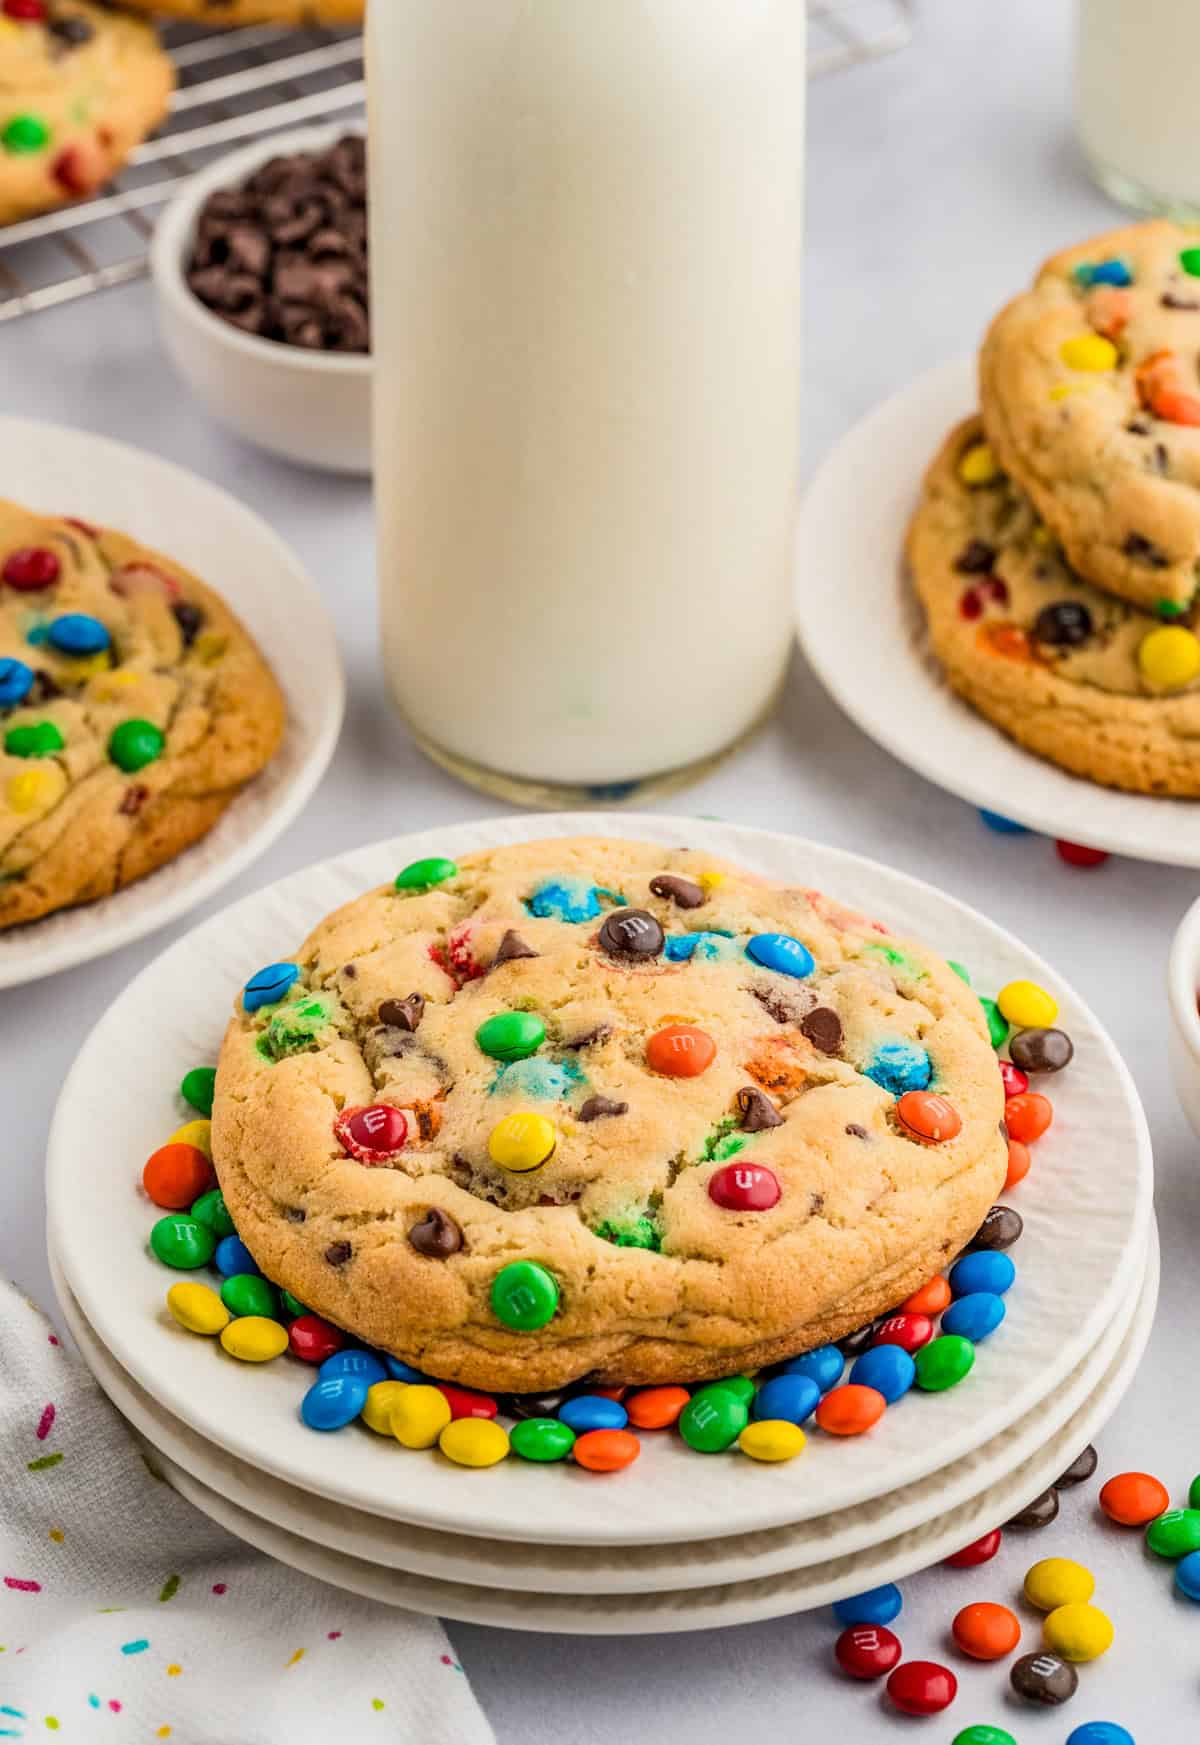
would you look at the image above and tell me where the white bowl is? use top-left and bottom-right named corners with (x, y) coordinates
top-left (1169, 893), bottom-right (1200, 1137)
top-left (150, 124), bottom-right (371, 475)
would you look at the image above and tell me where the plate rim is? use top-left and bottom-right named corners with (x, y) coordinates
top-left (46, 813), bottom-right (1154, 1545)
top-left (794, 355), bottom-right (1200, 866)
top-left (0, 413), bottom-right (346, 988)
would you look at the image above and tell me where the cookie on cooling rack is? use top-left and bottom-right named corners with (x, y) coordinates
top-left (980, 220), bottom-right (1200, 616)
top-left (115, 0), bottom-right (362, 23)
top-left (0, 499), bottom-right (286, 929)
top-left (907, 416), bottom-right (1200, 796)
top-left (211, 836), bottom-right (1007, 1392)
top-left (0, 0), bottom-right (174, 227)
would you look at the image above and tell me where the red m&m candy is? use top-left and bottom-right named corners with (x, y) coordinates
top-left (871, 1312), bottom-right (933, 1354)
top-left (944, 1528), bottom-right (1002, 1568)
top-left (437, 1385), bottom-right (499, 1421)
top-left (834, 1624), bottom-right (901, 1680)
top-left (334, 1103), bottom-right (408, 1163)
top-left (287, 1314), bottom-right (344, 1365)
top-left (2, 1), bottom-right (48, 21)
top-left (999, 1060), bottom-right (1029, 1098)
top-left (1056, 839), bottom-right (1109, 868)
top-left (885, 1659), bottom-right (958, 1715)
top-left (2, 546), bottom-right (59, 590)
top-left (708, 1162), bottom-right (781, 1212)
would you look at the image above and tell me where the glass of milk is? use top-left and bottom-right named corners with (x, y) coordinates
top-left (1077, 0), bottom-right (1200, 218)
top-left (368, 0), bottom-right (806, 805)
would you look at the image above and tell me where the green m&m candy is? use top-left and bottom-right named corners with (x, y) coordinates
top-left (220, 1274), bottom-right (278, 1321)
top-left (1181, 246), bottom-right (1200, 278)
top-left (679, 1387), bottom-right (748, 1452)
top-left (914, 1333), bottom-right (975, 1392)
top-left (490, 1260), bottom-right (559, 1330)
top-left (5, 721), bottom-right (64, 759)
top-left (395, 856), bottom-right (457, 892)
top-left (181, 1066), bottom-right (217, 1117)
top-left (979, 996), bottom-right (1009, 1050)
top-left (694, 1376), bottom-right (755, 1408)
top-left (948, 960), bottom-right (971, 985)
top-left (509, 1418), bottom-right (576, 1463)
top-left (280, 1289), bottom-right (309, 1319)
top-left (109, 718), bottom-right (165, 773)
top-left (1146, 1509), bottom-right (1200, 1559)
top-left (952, 1729), bottom-right (1017, 1745)
top-left (190, 1187), bottom-right (235, 1239)
top-left (2, 115), bottom-right (50, 155)
top-left (150, 1213), bottom-right (216, 1271)
top-left (475, 1010), bottom-right (546, 1062)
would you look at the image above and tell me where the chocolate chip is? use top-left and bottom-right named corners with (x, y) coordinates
top-left (1005, 1486), bottom-right (1059, 1528)
top-left (953, 538), bottom-right (996, 574)
top-left (837, 1320), bottom-right (880, 1357)
top-left (171, 600), bottom-right (205, 647)
top-left (968, 1204), bottom-right (1023, 1252)
top-left (378, 993), bottom-right (425, 1033)
top-left (118, 785), bottom-right (149, 817)
top-left (342, 963), bottom-right (357, 979)
top-left (736, 1086), bottom-right (783, 1131)
top-left (563, 1025), bottom-right (613, 1050)
top-left (501, 1390), bottom-right (569, 1421)
top-left (800, 1006), bottom-right (843, 1054)
top-left (1009, 1026), bottom-right (1074, 1073)
top-left (284, 1206), bottom-right (306, 1223)
top-left (1152, 441), bottom-right (1170, 475)
top-left (493, 929), bottom-right (538, 966)
top-left (1122, 531), bottom-right (1169, 567)
top-left (1033, 600), bottom-right (1093, 647)
top-left (29, 670), bottom-right (61, 703)
top-left (324, 1240), bottom-right (352, 1266)
top-left (845, 1123), bottom-right (869, 1139)
top-left (1010, 1650), bottom-right (1079, 1706)
top-left (598, 908), bottom-right (665, 959)
top-left (48, 15), bottom-right (93, 47)
top-left (408, 1208), bottom-right (463, 1258)
top-left (578, 1095), bottom-right (629, 1122)
top-left (1125, 416), bottom-right (1153, 435)
top-left (1162, 291), bottom-right (1200, 310)
top-left (1054, 1443), bottom-right (1098, 1488)
top-left (649, 873), bottom-right (705, 910)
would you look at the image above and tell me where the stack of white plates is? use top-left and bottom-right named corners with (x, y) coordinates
top-left (46, 818), bottom-right (1157, 1634)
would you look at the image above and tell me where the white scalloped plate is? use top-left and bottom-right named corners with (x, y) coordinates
top-left (50, 1223), bottom-right (1153, 1596)
top-left (110, 1230), bottom-right (1159, 1632)
top-left (0, 416), bottom-right (345, 988)
top-left (47, 816), bottom-right (1153, 1545)
top-left (795, 356), bottom-right (1200, 865)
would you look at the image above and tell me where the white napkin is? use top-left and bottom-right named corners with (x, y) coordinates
top-left (0, 1280), bottom-right (495, 1744)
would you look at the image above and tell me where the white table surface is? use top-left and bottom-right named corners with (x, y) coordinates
top-left (2, 1), bottom-right (1197, 1738)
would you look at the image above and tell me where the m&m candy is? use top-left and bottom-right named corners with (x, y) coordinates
top-left (1145, 1508), bottom-right (1200, 1558)
top-left (1175, 1548), bottom-right (1200, 1602)
top-left (150, 1213), bottom-right (216, 1270)
top-left (436, 1385), bottom-right (498, 1422)
top-left (109, 719), bottom-right (164, 773)
top-left (738, 1420), bottom-right (805, 1462)
top-left (488, 1112), bottom-right (557, 1172)
top-left (850, 1344), bottom-right (915, 1403)
top-left (1065, 1727), bottom-right (1135, 1745)
top-left (996, 979), bottom-right (1058, 1028)
top-left (885, 1660), bottom-right (957, 1716)
top-left (1009, 1026), bottom-right (1074, 1073)
top-left (645, 1023), bottom-right (716, 1077)
top-left (220, 1316), bottom-right (288, 1363)
top-left (302, 1374), bottom-right (370, 1431)
top-left (999, 1060), bottom-right (1028, 1098)
top-left (678, 1389), bottom-right (748, 1453)
top-left (753, 1374), bottom-right (820, 1425)
top-left (47, 612), bottom-right (110, 656)
top-left (572, 1429), bottom-right (640, 1471)
top-left (949, 1250), bottom-right (1015, 1298)
top-left (815, 1384), bottom-right (886, 1435)
top-left (361, 1380), bottom-right (411, 1435)
top-left (491, 1260), bottom-right (559, 1330)
top-left (510, 1419), bottom-right (576, 1462)
top-left (181, 1065), bottom-right (217, 1116)
top-left (242, 961), bottom-right (300, 1012)
top-left (777, 1346), bottom-right (843, 1392)
top-left (166, 1281), bottom-right (229, 1337)
top-left (952, 1730), bottom-right (1017, 1745)
top-left (707, 1162), bottom-right (780, 1211)
top-left (287, 1314), bottom-right (344, 1365)
top-left (335, 1103), bottom-right (408, 1162)
top-left (2, 546), bottom-right (59, 590)
top-left (559, 1395), bottom-right (628, 1434)
top-left (190, 1188), bottom-right (234, 1238)
top-left (914, 1335), bottom-right (975, 1391)
top-left (1024, 1557), bottom-right (1096, 1611)
top-left (745, 933), bottom-right (815, 978)
top-left (952, 1601), bottom-right (1021, 1660)
top-left (626, 1386), bottom-right (690, 1430)
top-left (142, 1142), bottom-right (213, 1211)
top-left (1004, 1092), bottom-right (1053, 1143)
top-left (896, 1091), bottom-right (962, 1143)
top-left (476, 1011), bottom-right (546, 1061)
top-left (1099, 1470), bottom-right (1169, 1525)
top-left (834, 1624), bottom-right (901, 1679)
top-left (214, 1234), bottom-right (260, 1278)
top-left (395, 856), bottom-right (458, 890)
top-left (871, 1312), bottom-right (933, 1353)
top-left (902, 1275), bottom-right (951, 1315)
top-left (320, 1349), bottom-right (387, 1386)
top-left (220, 1274), bottom-right (276, 1320)
top-left (1043, 1602), bottom-right (1114, 1662)
top-left (0, 658), bottom-right (34, 707)
top-left (832, 1583), bottom-right (902, 1627)
top-left (945, 1529), bottom-right (1002, 1568)
top-left (942, 1292), bottom-right (1006, 1343)
top-left (1004, 1139), bottom-right (1032, 1188)
top-left (391, 1385), bottom-right (453, 1449)
top-left (439, 1419), bottom-right (510, 1468)
top-left (1010, 1649), bottom-right (1078, 1705)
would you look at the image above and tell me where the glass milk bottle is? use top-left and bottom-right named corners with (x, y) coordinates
top-left (368, 0), bottom-right (806, 804)
top-left (1077, 0), bottom-right (1200, 218)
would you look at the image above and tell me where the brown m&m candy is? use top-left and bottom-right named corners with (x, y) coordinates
top-left (1054, 1443), bottom-right (1098, 1488)
top-left (649, 873), bottom-right (705, 910)
top-left (1009, 1648), bottom-right (1079, 1706)
top-left (1006, 1487), bottom-right (1060, 1529)
top-left (968, 1204), bottom-right (1023, 1252)
top-left (1009, 1026), bottom-right (1074, 1073)
top-left (598, 908), bottom-right (664, 959)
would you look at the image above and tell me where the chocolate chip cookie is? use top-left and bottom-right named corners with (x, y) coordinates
top-left (116, 0), bottom-right (362, 23)
top-left (0, 0), bottom-right (174, 227)
top-left (980, 220), bottom-right (1200, 615)
top-left (0, 500), bottom-right (286, 929)
top-left (908, 416), bottom-right (1200, 795)
top-left (211, 837), bottom-right (1007, 1391)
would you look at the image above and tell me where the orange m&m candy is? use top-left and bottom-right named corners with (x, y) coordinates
top-left (645, 1023), bottom-right (716, 1078)
top-left (952, 1600), bottom-right (1021, 1660)
top-left (1099, 1470), bottom-right (1170, 1526)
top-left (143, 1142), bottom-right (214, 1210)
top-left (626, 1386), bottom-right (690, 1430)
top-left (902, 1276), bottom-right (952, 1316)
top-left (1004, 1092), bottom-right (1053, 1144)
top-left (1004, 1138), bottom-right (1032, 1189)
top-left (896, 1091), bottom-right (962, 1143)
top-left (573, 1429), bottom-right (641, 1472)
top-left (815, 1384), bottom-right (886, 1436)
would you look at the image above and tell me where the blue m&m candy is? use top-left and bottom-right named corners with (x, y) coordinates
top-left (243, 961), bottom-right (301, 1012)
top-left (385, 1356), bottom-right (426, 1383)
top-left (1175, 1549), bottom-right (1200, 1602)
top-left (978, 809), bottom-right (1030, 835)
top-left (753, 1374), bottom-right (820, 1425)
top-left (949, 1250), bottom-right (1016, 1299)
top-left (746, 933), bottom-right (815, 979)
top-left (864, 1040), bottom-right (931, 1095)
top-left (832, 1582), bottom-right (902, 1627)
top-left (1065, 1726), bottom-right (1135, 1745)
top-left (558, 1395), bottom-right (628, 1433)
top-left (850, 1343), bottom-right (916, 1403)
top-left (776, 1346), bottom-right (843, 1393)
top-left (320, 1349), bottom-right (387, 1387)
top-left (301, 1373), bottom-right (370, 1431)
top-left (47, 613), bottom-right (110, 657)
top-left (942, 1291), bottom-right (1007, 1343)
top-left (1073, 257), bottom-right (1133, 288)
top-left (0, 658), bottom-right (34, 708)
top-left (214, 1234), bottom-right (260, 1278)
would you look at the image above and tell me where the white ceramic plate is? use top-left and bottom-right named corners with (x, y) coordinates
top-left (0, 416), bottom-right (344, 987)
top-left (46, 816), bottom-right (1154, 1545)
top-left (110, 1233), bottom-right (1160, 1633)
top-left (50, 1224), bottom-right (1153, 1596)
top-left (795, 356), bottom-right (1200, 866)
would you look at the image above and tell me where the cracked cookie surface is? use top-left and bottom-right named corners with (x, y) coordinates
top-left (980, 220), bottom-right (1200, 614)
top-left (908, 416), bottom-right (1200, 796)
top-left (0, 498), bottom-right (286, 929)
top-left (212, 837), bottom-right (1007, 1390)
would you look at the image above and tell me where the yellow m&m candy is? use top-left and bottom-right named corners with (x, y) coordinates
top-left (1023, 1557), bottom-right (1096, 1611)
top-left (6, 765), bottom-right (66, 814)
top-left (361, 1380), bottom-right (410, 1436)
top-left (220, 1316), bottom-right (288, 1363)
top-left (488, 1111), bottom-right (557, 1173)
top-left (1059, 334), bottom-right (1118, 371)
top-left (166, 1281), bottom-right (229, 1337)
top-left (170, 1119), bottom-right (213, 1159)
top-left (439, 1418), bottom-right (510, 1468)
top-left (997, 979), bottom-right (1058, 1029)
top-left (1138, 625), bottom-right (1200, 692)
top-left (738, 1420), bottom-right (806, 1463)
top-left (1043, 1601), bottom-right (1114, 1662)
top-left (957, 442), bottom-right (1000, 486)
top-left (391, 1384), bottom-right (452, 1449)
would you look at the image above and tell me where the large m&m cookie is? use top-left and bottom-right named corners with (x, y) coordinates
top-left (0, 498), bottom-right (285, 928)
top-left (907, 416), bottom-right (1200, 796)
top-left (211, 837), bottom-right (1006, 1392)
top-left (0, 1), bottom-right (174, 227)
top-left (980, 220), bottom-right (1200, 615)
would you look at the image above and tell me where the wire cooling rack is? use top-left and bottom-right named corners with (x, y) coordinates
top-left (0, 0), bottom-right (913, 324)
